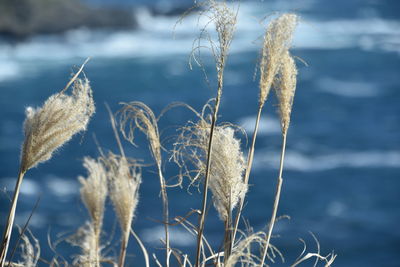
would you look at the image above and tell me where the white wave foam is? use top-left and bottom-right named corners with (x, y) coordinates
top-left (253, 150), bottom-right (400, 171)
top-left (0, 2), bottom-right (398, 79)
top-left (238, 115), bottom-right (281, 136)
top-left (15, 212), bottom-right (46, 228)
top-left (0, 177), bottom-right (39, 196)
top-left (0, 60), bottom-right (19, 82)
top-left (141, 225), bottom-right (194, 246)
top-left (295, 17), bottom-right (400, 52)
top-left (317, 77), bottom-right (379, 97)
top-left (45, 175), bottom-right (79, 197)
top-left (327, 201), bottom-right (346, 217)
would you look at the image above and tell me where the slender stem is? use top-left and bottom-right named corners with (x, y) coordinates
top-left (260, 132), bottom-right (287, 266)
top-left (232, 104), bottom-right (264, 246)
top-left (94, 229), bottom-right (101, 267)
top-left (0, 170), bottom-right (25, 267)
top-left (223, 207), bottom-right (232, 264)
top-left (195, 74), bottom-right (224, 267)
top-left (118, 229), bottom-right (130, 267)
top-left (157, 166), bottom-right (170, 267)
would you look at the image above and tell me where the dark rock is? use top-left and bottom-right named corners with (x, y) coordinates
top-left (149, 5), bottom-right (201, 17)
top-left (0, 0), bottom-right (137, 39)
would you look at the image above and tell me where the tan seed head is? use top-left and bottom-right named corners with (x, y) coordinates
top-left (20, 78), bottom-right (95, 173)
top-left (259, 13), bottom-right (298, 106)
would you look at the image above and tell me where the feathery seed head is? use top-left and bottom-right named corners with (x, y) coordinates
top-left (225, 232), bottom-right (267, 267)
top-left (119, 102), bottom-right (162, 166)
top-left (259, 13), bottom-right (298, 106)
top-left (69, 223), bottom-right (101, 267)
top-left (173, 119), bottom-right (247, 221)
top-left (209, 0), bottom-right (237, 62)
top-left (189, 0), bottom-right (237, 76)
top-left (78, 157), bottom-right (108, 236)
top-left (275, 51), bottom-right (298, 133)
top-left (20, 78), bottom-right (95, 173)
top-left (105, 153), bottom-right (141, 233)
top-left (15, 229), bottom-right (40, 267)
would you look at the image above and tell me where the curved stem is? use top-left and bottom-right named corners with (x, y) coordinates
top-left (130, 229), bottom-right (150, 267)
top-left (232, 104), bottom-right (264, 246)
top-left (260, 132), bottom-right (287, 266)
top-left (0, 170), bottom-right (25, 267)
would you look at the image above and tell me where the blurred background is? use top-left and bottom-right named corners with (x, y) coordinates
top-left (0, 0), bottom-right (399, 266)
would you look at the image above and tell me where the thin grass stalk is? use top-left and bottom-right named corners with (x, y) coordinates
top-left (223, 203), bottom-right (232, 264)
top-left (93, 218), bottom-right (101, 267)
top-left (157, 165), bottom-right (170, 267)
top-left (94, 235), bottom-right (100, 267)
top-left (195, 74), bottom-right (224, 267)
top-left (260, 132), bottom-right (287, 266)
top-left (118, 102), bottom-right (169, 265)
top-left (231, 103), bottom-right (264, 246)
top-left (0, 170), bottom-right (25, 267)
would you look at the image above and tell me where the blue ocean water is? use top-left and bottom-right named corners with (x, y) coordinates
top-left (0, 0), bottom-right (399, 266)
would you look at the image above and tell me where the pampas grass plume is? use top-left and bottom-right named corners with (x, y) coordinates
top-left (207, 124), bottom-right (247, 221)
top-left (259, 13), bottom-right (298, 106)
top-left (106, 153), bottom-right (141, 233)
top-left (209, 0), bottom-right (237, 63)
top-left (105, 153), bottom-right (141, 267)
top-left (20, 78), bottom-right (95, 173)
top-left (16, 230), bottom-right (40, 267)
top-left (69, 223), bottom-right (100, 267)
top-left (79, 157), bottom-right (108, 237)
top-left (119, 102), bottom-right (161, 166)
top-left (275, 51), bottom-right (298, 133)
top-left (174, 119), bottom-right (248, 221)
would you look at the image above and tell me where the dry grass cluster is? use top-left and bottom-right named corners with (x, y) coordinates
top-left (0, 1), bottom-right (336, 267)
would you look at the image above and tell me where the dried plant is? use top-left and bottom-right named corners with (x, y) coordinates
top-left (69, 223), bottom-right (101, 267)
top-left (259, 13), bottom-right (298, 106)
top-left (275, 51), bottom-right (298, 134)
top-left (78, 157), bottom-right (108, 267)
top-left (225, 232), bottom-right (266, 267)
top-left (104, 152), bottom-right (141, 267)
top-left (174, 119), bottom-right (247, 221)
top-left (188, 1), bottom-right (239, 264)
top-left (204, 0), bottom-right (237, 73)
top-left (291, 233), bottom-right (336, 267)
top-left (232, 13), bottom-right (299, 246)
top-left (260, 21), bottom-right (299, 266)
top-left (0, 66), bottom-right (94, 267)
top-left (0, 4), bottom-right (336, 267)
top-left (173, 117), bottom-right (247, 261)
top-left (119, 101), bottom-right (171, 266)
top-left (79, 157), bottom-right (108, 236)
top-left (119, 102), bottom-right (161, 166)
top-left (7, 229), bottom-right (40, 267)
top-left (21, 78), bottom-right (95, 173)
